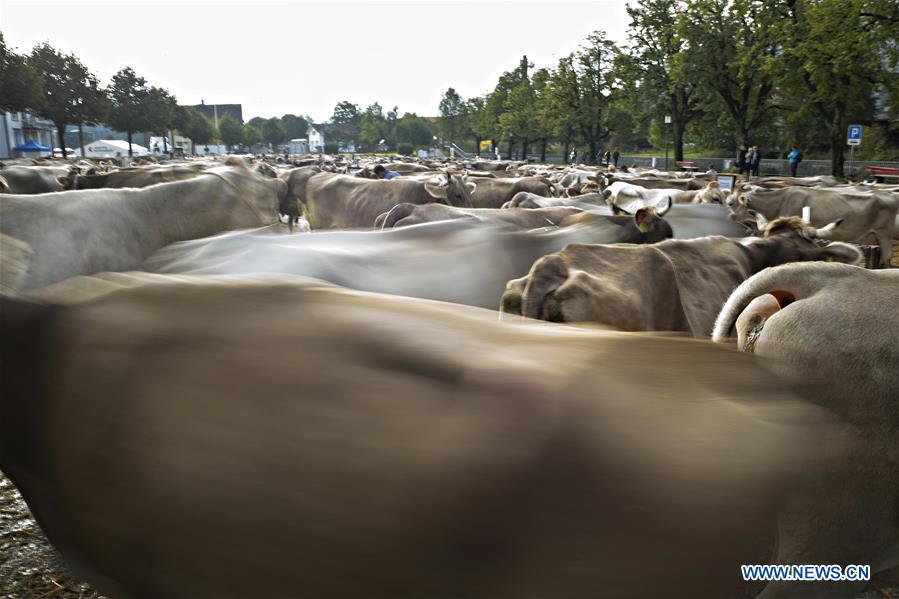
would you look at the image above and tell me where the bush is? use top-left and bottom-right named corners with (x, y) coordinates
top-left (323, 142), bottom-right (340, 154)
top-left (397, 143), bottom-right (414, 156)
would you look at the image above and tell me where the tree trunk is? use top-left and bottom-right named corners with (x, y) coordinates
top-left (540, 138), bottom-right (547, 163)
top-left (672, 120), bottom-right (685, 162)
top-left (522, 138), bottom-right (529, 160)
top-left (830, 125), bottom-right (845, 178)
top-left (587, 140), bottom-right (597, 165)
top-left (506, 138), bottom-right (514, 161)
top-left (170, 129), bottom-right (176, 154)
top-left (475, 136), bottom-right (481, 157)
top-left (127, 130), bottom-right (134, 157)
top-left (78, 124), bottom-right (85, 157)
top-left (56, 122), bottom-right (67, 158)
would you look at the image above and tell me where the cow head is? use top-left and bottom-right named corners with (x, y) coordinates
top-left (699, 180), bottom-right (725, 204)
top-left (743, 216), bottom-right (861, 266)
top-left (610, 198), bottom-right (674, 242)
top-left (424, 172), bottom-right (476, 207)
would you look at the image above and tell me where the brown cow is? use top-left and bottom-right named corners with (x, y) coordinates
top-left (302, 171), bottom-right (475, 229)
top-left (712, 262), bottom-right (899, 597)
top-left (468, 176), bottom-right (556, 208)
top-left (500, 217), bottom-right (861, 336)
top-left (0, 272), bottom-right (878, 597)
top-left (72, 165), bottom-right (201, 189)
top-left (0, 164), bottom-right (283, 292)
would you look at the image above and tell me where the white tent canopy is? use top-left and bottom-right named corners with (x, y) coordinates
top-left (82, 139), bottom-right (149, 158)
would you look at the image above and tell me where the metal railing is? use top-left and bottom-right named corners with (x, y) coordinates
top-left (531, 154), bottom-right (899, 176)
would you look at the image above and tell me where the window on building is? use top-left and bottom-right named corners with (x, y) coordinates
top-left (14, 130), bottom-right (24, 146)
top-left (11, 112), bottom-right (20, 121)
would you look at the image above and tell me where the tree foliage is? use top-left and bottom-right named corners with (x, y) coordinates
top-left (29, 42), bottom-right (107, 157)
top-left (330, 101), bottom-right (361, 126)
top-left (262, 117), bottom-right (286, 146)
top-left (218, 114), bottom-right (244, 150)
top-left (439, 87), bottom-right (464, 141)
top-left (0, 33), bottom-right (42, 113)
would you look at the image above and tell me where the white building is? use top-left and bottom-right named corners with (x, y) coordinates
top-left (83, 139), bottom-right (150, 158)
top-left (288, 138), bottom-right (309, 154)
top-left (307, 124), bottom-right (324, 152)
top-left (149, 135), bottom-right (193, 155)
top-left (0, 111), bottom-right (57, 159)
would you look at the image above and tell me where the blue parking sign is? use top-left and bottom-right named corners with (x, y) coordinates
top-left (847, 125), bottom-right (862, 145)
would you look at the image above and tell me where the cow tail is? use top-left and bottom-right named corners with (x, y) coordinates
top-left (711, 265), bottom-right (828, 342)
top-left (381, 203), bottom-right (417, 229)
top-left (521, 254), bottom-right (569, 320)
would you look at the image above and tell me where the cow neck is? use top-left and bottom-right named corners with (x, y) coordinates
top-left (738, 236), bottom-right (789, 273)
top-left (138, 174), bottom-right (244, 248)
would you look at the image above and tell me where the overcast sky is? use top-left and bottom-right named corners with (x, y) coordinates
top-left (1, 0), bottom-right (630, 123)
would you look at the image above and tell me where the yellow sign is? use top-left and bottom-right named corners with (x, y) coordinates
top-left (479, 140), bottom-right (491, 151)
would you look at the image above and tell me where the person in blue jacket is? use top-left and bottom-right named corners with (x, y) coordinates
top-left (373, 165), bottom-right (399, 180)
top-left (787, 145), bottom-right (803, 177)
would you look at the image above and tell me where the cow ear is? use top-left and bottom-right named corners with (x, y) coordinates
top-left (465, 181), bottom-right (477, 194)
top-left (635, 208), bottom-right (651, 231)
top-left (611, 203), bottom-right (630, 216)
top-left (424, 182), bottom-right (448, 200)
top-left (57, 175), bottom-right (73, 189)
top-left (753, 211), bottom-right (768, 231)
top-left (738, 194), bottom-right (749, 206)
top-left (816, 242), bottom-right (863, 265)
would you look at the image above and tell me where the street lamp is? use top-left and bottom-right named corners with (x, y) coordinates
top-left (664, 115), bottom-right (672, 171)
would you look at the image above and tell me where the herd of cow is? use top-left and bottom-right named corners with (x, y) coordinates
top-left (0, 153), bottom-right (897, 597)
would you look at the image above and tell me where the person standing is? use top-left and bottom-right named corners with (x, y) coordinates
top-left (612, 149), bottom-right (620, 167)
top-left (569, 147), bottom-right (577, 165)
top-left (603, 150), bottom-right (612, 166)
top-left (749, 145), bottom-right (761, 177)
top-left (787, 145), bottom-right (803, 177)
top-left (736, 144), bottom-right (748, 175)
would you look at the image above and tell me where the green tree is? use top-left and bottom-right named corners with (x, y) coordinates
top-left (547, 55), bottom-right (583, 160)
top-left (247, 116), bottom-right (267, 130)
top-left (330, 101), bottom-right (361, 126)
top-left (439, 87), bottom-right (464, 142)
top-left (242, 123), bottom-right (262, 149)
top-left (499, 68), bottom-right (538, 159)
top-left (778, 0), bottom-right (896, 176)
top-left (262, 117), bottom-right (286, 147)
top-left (359, 102), bottom-right (387, 150)
top-left (219, 114), bottom-right (244, 151)
top-left (29, 42), bottom-right (100, 157)
top-left (143, 86), bottom-right (177, 152)
top-left (281, 114), bottom-right (308, 139)
top-left (184, 108), bottom-right (218, 149)
top-left (568, 32), bottom-right (621, 162)
top-left (462, 96), bottom-right (491, 155)
top-left (0, 33), bottom-right (42, 114)
top-left (395, 112), bottom-right (434, 148)
top-left (626, 0), bottom-right (702, 160)
top-left (106, 67), bottom-right (154, 156)
top-left (678, 0), bottom-right (779, 149)
top-left (72, 74), bottom-right (108, 156)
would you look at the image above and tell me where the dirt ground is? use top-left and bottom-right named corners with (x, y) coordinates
top-left (0, 472), bottom-right (104, 599)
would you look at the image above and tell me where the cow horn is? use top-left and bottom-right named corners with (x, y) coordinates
top-left (657, 197), bottom-right (672, 217)
top-left (810, 218), bottom-right (844, 239)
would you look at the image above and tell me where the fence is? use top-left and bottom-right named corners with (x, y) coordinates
top-left (532, 154), bottom-right (899, 177)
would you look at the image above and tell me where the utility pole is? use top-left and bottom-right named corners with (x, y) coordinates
top-left (664, 115), bottom-right (672, 171)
